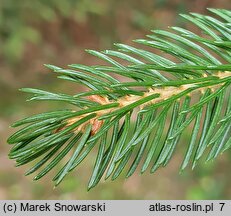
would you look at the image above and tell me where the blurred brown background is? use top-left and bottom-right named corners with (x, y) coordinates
top-left (0, 0), bottom-right (231, 199)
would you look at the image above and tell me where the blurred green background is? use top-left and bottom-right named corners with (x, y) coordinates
top-left (1, 0), bottom-right (231, 199)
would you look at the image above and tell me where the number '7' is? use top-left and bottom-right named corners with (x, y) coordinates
top-left (219, 203), bottom-right (225, 211)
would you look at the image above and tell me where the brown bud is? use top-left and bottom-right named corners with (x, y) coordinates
top-left (90, 118), bottom-right (104, 136)
top-left (87, 95), bottom-right (109, 104)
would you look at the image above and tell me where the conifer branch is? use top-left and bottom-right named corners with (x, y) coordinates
top-left (8, 9), bottom-right (231, 189)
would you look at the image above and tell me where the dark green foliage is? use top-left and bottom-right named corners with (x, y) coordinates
top-left (8, 9), bottom-right (231, 189)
